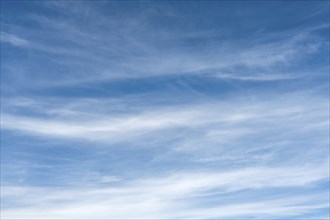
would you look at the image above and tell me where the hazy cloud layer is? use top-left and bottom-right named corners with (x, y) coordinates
top-left (1, 1), bottom-right (329, 219)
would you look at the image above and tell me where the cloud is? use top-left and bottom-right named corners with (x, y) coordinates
top-left (2, 91), bottom-right (327, 144)
top-left (1, 2), bottom-right (329, 219)
top-left (2, 91), bottom-right (328, 177)
top-left (2, 164), bottom-right (328, 219)
top-left (1, 2), bottom-right (328, 89)
top-left (0, 32), bottom-right (30, 46)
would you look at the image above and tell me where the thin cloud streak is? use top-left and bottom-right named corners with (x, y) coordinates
top-left (1, 2), bottom-right (328, 88)
top-left (2, 92), bottom-right (327, 143)
top-left (1, 1), bottom-right (329, 219)
top-left (0, 32), bottom-right (30, 46)
top-left (2, 165), bottom-right (328, 219)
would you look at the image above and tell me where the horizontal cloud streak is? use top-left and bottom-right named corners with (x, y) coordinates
top-left (1, 1), bottom-right (329, 219)
top-left (2, 164), bottom-right (328, 219)
top-left (1, 2), bottom-right (328, 90)
top-left (2, 92), bottom-right (327, 143)
top-left (0, 32), bottom-right (30, 46)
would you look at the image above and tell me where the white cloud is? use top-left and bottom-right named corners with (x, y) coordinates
top-left (0, 32), bottom-right (30, 46)
top-left (2, 91), bottom-right (327, 146)
top-left (1, 3), bottom-right (329, 219)
top-left (2, 164), bottom-right (328, 219)
top-left (2, 3), bottom-right (327, 87)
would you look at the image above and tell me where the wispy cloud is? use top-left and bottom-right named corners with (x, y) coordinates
top-left (1, 1), bottom-right (328, 89)
top-left (2, 164), bottom-right (328, 219)
top-left (1, 92), bottom-right (327, 143)
top-left (0, 32), bottom-right (30, 46)
top-left (1, 1), bottom-right (329, 219)
top-left (2, 91), bottom-right (328, 177)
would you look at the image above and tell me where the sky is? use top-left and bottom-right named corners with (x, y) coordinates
top-left (0, 0), bottom-right (329, 219)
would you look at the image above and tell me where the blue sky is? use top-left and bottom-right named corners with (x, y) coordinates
top-left (0, 1), bottom-right (329, 219)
